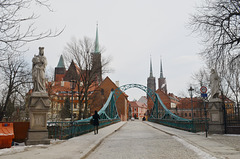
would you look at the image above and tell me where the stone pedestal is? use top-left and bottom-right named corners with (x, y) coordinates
top-left (26, 92), bottom-right (50, 145)
top-left (208, 99), bottom-right (225, 134)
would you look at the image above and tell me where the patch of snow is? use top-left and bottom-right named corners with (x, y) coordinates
top-left (224, 134), bottom-right (240, 137)
top-left (0, 146), bottom-right (29, 156)
top-left (173, 136), bottom-right (217, 159)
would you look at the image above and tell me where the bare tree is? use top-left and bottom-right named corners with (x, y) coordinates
top-left (0, 53), bottom-right (31, 121)
top-left (190, 67), bottom-right (210, 96)
top-left (63, 37), bottom-right (111, 119)
top-left (224, 57), bottom-right (240, 115)
top-left (0, 0), bottom-right (63, 61)
top-left (190, 0), bottom-right (240, 66)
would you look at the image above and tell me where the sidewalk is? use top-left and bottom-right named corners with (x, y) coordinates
top-left (1, 121), bottom-right (239, 159)
top-left (0, 122), bottom-right (126, 159)
top-left (145, 121), bottom-right (240, 159)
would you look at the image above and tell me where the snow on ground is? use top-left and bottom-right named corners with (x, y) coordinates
top-left (172, 136), bottom-right (217, 159)
top-left (0, 139), bottom-right (63, 156)
top-left (223, 134), bottom-right (240, 137)
top-left (0, 145), bottom-right (29, 156)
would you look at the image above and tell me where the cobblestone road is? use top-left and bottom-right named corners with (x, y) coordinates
top-left (86, 120), bottom-right (200, 159)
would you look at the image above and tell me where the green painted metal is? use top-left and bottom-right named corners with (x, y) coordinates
top-left (47, 91), bottom-right (120, 139)
top-left (48, 119), bottom-right (120, 140)
top-left (151, 94), bottom-right (190, 121)
top-left (48, 83), bottom-right (209, 139)
top-left (56, 55), bottom-right (65, 68)
top-left (114, 84), bottom-right (155, 102)
top-left (113, 83), bottom-right (207, 132)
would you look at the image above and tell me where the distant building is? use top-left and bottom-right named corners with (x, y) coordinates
top-left (45, 25), bottom-right (102, 120)
top-left (89, 77), bottom-right (129, 121)
top-left (146, 57), bottom-right (208, 119)
top-left (138, 96), bottom-right (147, 105)
top-left (46, 80), bottom-right (97, 121)
top-left (129, 101), bottom-right (147, 120)
top-left (158, 58), bottom-right (167, 93)
top-left (147, 56), bottom-right (156, 97)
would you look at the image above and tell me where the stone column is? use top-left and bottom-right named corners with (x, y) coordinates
top-left (26, 92), bottom-right (50, 145)
top-left (208, 99), bottom-right (225, 134)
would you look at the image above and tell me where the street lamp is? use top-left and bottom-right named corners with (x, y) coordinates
top-left (70, 80), bottom-right (76, 122)
top-left (188, 86), bottom-right (194, 120)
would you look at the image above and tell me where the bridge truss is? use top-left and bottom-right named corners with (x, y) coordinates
top-left (48, 83), bottom-right (205, 139)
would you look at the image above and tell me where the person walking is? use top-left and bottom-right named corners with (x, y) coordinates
top-left (92, 110), bottom-right (100, 134)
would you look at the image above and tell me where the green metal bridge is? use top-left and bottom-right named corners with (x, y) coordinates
top-left (48, 84), bottom-right (207, 139)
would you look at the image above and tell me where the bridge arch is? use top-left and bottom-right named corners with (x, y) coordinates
top-left (113, 84), bottom-right (190, 122)
top-left (113, 83), bottom-right (155, 102)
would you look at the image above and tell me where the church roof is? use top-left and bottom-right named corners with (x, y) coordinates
top-left (160, 58), bottom-right (164, 78)
top-left (94, 24), bottom-right (100, 54)
top-left (56, 55), bottom-right (65, 68)
top-left (149, 56), bottom-right (153, 77)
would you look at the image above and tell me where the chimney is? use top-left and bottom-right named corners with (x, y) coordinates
top-left (115, 81), bottom-right (119, 87)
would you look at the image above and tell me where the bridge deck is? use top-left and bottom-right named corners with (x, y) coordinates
top-left (0, 121), bottom-right (239, 159)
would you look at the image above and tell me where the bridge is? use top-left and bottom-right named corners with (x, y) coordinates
top-left (47, 84), bottom-right (206, 140)
top-left (1, 120), bottom-right (240, 158)
top-left (1, 84), bottom-right (240, 158)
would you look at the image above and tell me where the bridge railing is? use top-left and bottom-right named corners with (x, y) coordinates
top-left (149, 118), bottom-right (209, 132)
top-left (48, 118), bottom-right (120, 140)
top-left (149, 93), bottom-right (209, 132)
top-left (47, 91), bottom-right (120, 140)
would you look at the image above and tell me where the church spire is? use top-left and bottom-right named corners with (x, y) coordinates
top-left (94, 23), bottom-right (100, 54)
top-left (160, 58), bottom-right (163, 78)
top-left (57, 55), bottom-right (65, 68)
top-left (150, 56), bottom-right (153, 77)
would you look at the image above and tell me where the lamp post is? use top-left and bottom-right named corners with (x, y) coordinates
top-left (188, 86), bottom-right (194, 120)
top-left (70, 80), bottom-right (76, 122)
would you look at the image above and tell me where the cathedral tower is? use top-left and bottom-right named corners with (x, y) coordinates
top-left (54, 55), bottom-right (66, 81)
top-left (158, 58), bottom-right (167, 93)
top-left (91, 24), bottom-right (102, 83)
top-left (147, 56), bottom-right (156, 97)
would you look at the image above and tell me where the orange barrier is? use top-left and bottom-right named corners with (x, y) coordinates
top-left (0, 123), bottom-right (14, 149)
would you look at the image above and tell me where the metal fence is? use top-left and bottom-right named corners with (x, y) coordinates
top-left (47, 119), bottom-right (120, 140)
top-left (149, 118), bottom-right (209, 133)
top-left (225, 106), bottom-right (240, 134)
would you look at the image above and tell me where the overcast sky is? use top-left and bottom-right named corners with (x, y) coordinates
top-left (25, 0), bottom-right (204, 101)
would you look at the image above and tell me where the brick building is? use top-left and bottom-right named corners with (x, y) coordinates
top-left (89, 77), bottom-right (129, 121)
top-left (129, 101), bottom-right (147, 120)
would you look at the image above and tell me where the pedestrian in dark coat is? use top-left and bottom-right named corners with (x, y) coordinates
top-left (92, 110), bottom-right (100, 134)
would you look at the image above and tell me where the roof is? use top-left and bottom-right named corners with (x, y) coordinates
top-left (94, 24), bottom-right (100, 54)
top-left (56, 55), bottom-right (65, 68)
top-left (129, 101), bottom-right (147, 108)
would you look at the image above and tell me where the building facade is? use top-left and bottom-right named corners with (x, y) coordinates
top-left (129, 101), bottom-right (147, 120)
top-left (89, 77), bottom-right (129, 121)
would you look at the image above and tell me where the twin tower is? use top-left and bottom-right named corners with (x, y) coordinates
top-left (147, 57), bottom-right (167, 94)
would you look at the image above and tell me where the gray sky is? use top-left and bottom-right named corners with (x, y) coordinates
top-left (26, 0), bottom-right (204, 101)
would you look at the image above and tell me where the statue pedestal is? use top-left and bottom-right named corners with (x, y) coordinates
top-left (208, 99), bottom-right (225, 134)
top-left (26, 92), bottom-right (50, 145)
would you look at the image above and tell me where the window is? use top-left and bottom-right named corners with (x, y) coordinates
top-left (101, 89), bottom-right (104, 95)
top-left (185, 113), bottom-right (187, 117)
top-left (189, 113), bottom-right (191, 117)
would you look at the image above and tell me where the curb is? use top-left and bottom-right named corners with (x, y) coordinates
top-left (80, 122), bottom-right (127, 159)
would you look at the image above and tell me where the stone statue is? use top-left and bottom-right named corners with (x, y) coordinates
top-left (32, 47), bottom-right (47, 92)
top-left (210, 69), bottom-right (220, 99)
